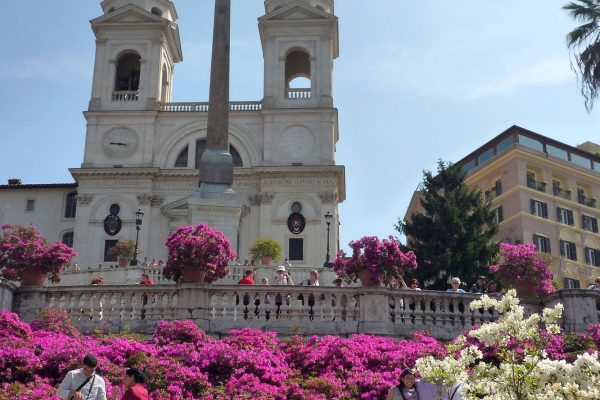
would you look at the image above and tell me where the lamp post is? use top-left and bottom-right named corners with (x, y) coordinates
top-left (323, 211), bottom-right (333, 268)
top-left (130, 209), bottom-right (144, 266)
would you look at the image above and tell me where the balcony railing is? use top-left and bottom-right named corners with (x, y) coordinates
top-left (158, 101), bottom-right (263, 112)
top-left (578, 195), bottom-right (597, 208)
top-left (553, 187), bottom-right (572, 200)
top-left (285, 88), bottom-right (311, 99)
top-left (112, 91), bottom-right (139, 101)
top-left (9, 285), bottom-right (599, 339)
top-left (527, 178), bottom-right (547, 192)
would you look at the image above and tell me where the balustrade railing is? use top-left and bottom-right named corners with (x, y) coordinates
top-left (10, 286), bottom-right (600, 339)
top-left (578, 195), bottom-right (597, 208)
top-left (285, 88), bottom-right (311, 99)
top-left (527, 178), bottom-right (547, 192)
top-left (158, 101), bottom-right (263, 112)
top-left (112, 91), bottom-right (139, 101)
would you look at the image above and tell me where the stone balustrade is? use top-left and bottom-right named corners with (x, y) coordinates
top-left (8, 284), bottom-right (599, 339)
top-left (158, 101), bottom-right (263, 112)
top-left (285, 88), bottom-right (311, 99)
top-left (111, 91), bottom-right (139, 101)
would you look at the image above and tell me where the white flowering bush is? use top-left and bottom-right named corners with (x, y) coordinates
top-left (415, 289), bottom-right (600, 400)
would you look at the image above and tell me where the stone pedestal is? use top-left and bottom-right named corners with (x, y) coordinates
top-left (189, 183), bottom-right (242, 252)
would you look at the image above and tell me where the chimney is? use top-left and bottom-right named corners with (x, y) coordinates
top-left (7, 178), bottom-right (22, 186)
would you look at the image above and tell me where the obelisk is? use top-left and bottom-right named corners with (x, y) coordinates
top-left (189, 0), bottom-right (241, 251)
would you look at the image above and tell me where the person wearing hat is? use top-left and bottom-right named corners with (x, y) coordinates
top-left (469, 276), bottom-right (486, 294)
top-left (273, 265), bottom-right (294, 285)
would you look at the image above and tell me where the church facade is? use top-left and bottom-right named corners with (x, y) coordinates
top-left (0, 0), bottom-right (345, 269)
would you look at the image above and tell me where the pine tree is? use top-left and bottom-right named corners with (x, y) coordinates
top-left (397, 160), bottom-right (499, 290)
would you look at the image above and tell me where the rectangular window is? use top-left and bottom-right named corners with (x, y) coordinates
top-left (25, 199), bottom-right (35, 212)
top-left (477, 147), bottom-right (495, 165)
top-left (494, 206), bottom-right (504, 223)
top-left (552, 180), bottom-right (561, 196)
top-left (530, 199), bottom-right (548, 218)
top-left (582, 215), bottom-right (599, 233)
top-left (564, 278), bottom-right (581, 289)
top-left (518, 135), bottom-right (544, 152)
top-left (585, 247), bottom-right (599, 266)
top-left (546, 145), bottom-right (569, 161)
top-left (571, 153), bottom-right (592, 169)
top-left (533, 234), bottom-right (551, 254)
top-left (104, 240), bottom-right (118, 262)
top-left (463, 158), bottom-right (477, 172)
top-left (495, 180), bottom-right (502, 196)
top-left (288, 238), bottom-right (304, 261)
top-left (556, 207), bottom-right (574, 226)
top-left (560, 240), bottom-right (577, 261)
top-left (496, 135), bottom-right (514, 154)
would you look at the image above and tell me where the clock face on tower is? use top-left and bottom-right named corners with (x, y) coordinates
top-left (100, 127), bottom-right (139, 159)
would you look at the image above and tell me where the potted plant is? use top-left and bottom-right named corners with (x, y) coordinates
top-left (107, 240), bottom-right (136, 267)
top-left (163, 224), bottom-right (236, 284)
top-left (249, 238), bottom-right (282, 266)
top-left (489, 242), bottom-right (555, 297)
top-left (333, 235), bottom-right (418, 287)
top-left (0, 224), bottom-right (77, 286)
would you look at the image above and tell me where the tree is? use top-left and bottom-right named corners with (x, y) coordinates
top-left (564, 0), bottom-right (600, 110)
top-left (396, 160), bottom-right (498, 290)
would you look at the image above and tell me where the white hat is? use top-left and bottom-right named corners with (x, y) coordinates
top-left (276, 265), bottom-right (286, 272)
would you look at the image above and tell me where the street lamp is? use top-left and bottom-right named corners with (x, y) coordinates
top-left (130, 209), bottom-right (144, 266)
top-left (323, 211), bottom-right (333, 268)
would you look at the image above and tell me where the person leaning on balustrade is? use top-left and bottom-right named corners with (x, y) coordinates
top-left (587, 277), bottom-right (600, 291)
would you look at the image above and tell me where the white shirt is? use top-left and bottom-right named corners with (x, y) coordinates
top-left (273, 274), bottom-right (291, 285)
top-left (588, 284), bottom-right (600, 291)
top-left (57, 369), bottom-right (107, 400)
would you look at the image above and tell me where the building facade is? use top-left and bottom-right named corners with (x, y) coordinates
top-left (0, 0), bottom-right (345, 269)
top-left (406, 125), bottom-right (600, 288)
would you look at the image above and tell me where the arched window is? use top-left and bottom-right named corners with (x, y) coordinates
top-left (160, 64), bottom-right (169, 103)
top-left (285, 50), bottom-right (311, 99)
top-left (64, 192), bottom-right (77, 218)
top-left (115, 53), bottom-right (141, 91)
top-left (174, 140), bottom-right (243, 168)
top-left (62, 232), bottom-right (74, 248)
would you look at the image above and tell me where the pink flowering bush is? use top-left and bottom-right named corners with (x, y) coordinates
top-left (333, 235), bottom-right (417, 286)
top-left (163, 224), bottom-right (236, 283)
top-left (489, 242), bottom-right (555, 295)
top-left (0, 309), bottom-right (454, 399)
top-left (0, 224), bottom-right (77, 283)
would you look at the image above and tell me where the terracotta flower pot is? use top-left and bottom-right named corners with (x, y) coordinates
top-left (358, 269), bottom-right (378, 287)
top-left (261, 256), bottom-right (272, 266)
top-left (514, 281), bottom-right (537, 298)
top-left (181, 268), bottom-right (206, 284)
top-left (20, 270), bottom-right (47, 286)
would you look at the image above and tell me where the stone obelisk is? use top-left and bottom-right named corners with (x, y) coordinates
top-left (189, 0), bottom-right (241, 251)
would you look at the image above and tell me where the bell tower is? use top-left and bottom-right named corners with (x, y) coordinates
top-left (88, 0), bottom-right (182, 112)
top-left (259, 0), bottom-right (338, 109)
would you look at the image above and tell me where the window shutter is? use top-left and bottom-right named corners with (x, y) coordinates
top-left (556, 207), bottom-right (561, 223)
top-left (541, 203), bottom-right (548, 218)
top-left (495, 180), bottom-right (502, 195)
top-left (498, 206), bottom-right (504, 222)
top-left (530, 199), bottom-right (536, 215)
top-left (593, 218), bottom-right (599, 233)
top-left (585, 247), bottom-right (592, 265)
top-left (567, 210), bottom-right (574, 226)
top-left (569, 243), bottom-right (577, 261)
top-left (544, 237), bottom-right (551, 254)
top-left (560, 240), bottom-right (565, 257)
top-left (595, 249), bottom-right (600, 267)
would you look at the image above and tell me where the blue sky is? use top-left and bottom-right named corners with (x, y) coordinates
top-left (0, 1), bottom-right (598, 250)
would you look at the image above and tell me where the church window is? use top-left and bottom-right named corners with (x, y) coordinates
top-left (285, 50), bottom-right (311, 99)
top-left (289, 238), bottom-right (304, 261)
top-left (160, 64), bottom-right (169, 103)
top-left (61, 232), bottom-right (74, 248)
top-left (175, 146), bottom-right (188, 167)
top-left (114, 53), bottom-right (141, 91)
top-left (64, 192), bottom-right (77, 218)
top-left (25, 199), bottom-right (35, 212)
top-left (104, 240), bottom-right (118, 262)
